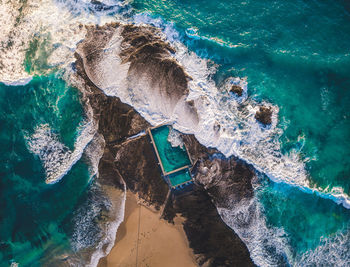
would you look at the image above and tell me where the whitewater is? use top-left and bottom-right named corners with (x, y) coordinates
top-left (1, 0), bottom-right (348, 208)
top-left (80, 11), bottom-right (350, 210)
top-left (1, 0), bottom-right (349, 266)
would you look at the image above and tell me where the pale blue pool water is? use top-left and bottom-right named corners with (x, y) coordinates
top-left (168, 168), bottom-right (192, 187)
top-left (151, 126), bottom-right (191, 173)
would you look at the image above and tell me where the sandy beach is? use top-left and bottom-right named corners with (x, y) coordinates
top-left (98, 191), bottom-right (197, 267)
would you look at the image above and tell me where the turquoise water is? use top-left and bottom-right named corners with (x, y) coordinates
top-left (0, 75), bottom-right (93, 266)
top-left (132, 0), bottom-right (350, 194)
top-left (258, 177), bottom-right (350, 255)
top-left (1, 0), bottom-right (350, 265)
top-left (151, 126), bottom-right (191, 173)
top-left (132, 0), bottom-right (350, 263)
top-left (168, 168), bottom-right (192, 187)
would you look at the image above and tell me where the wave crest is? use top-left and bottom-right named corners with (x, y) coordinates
top-left (75, 14), bottom-right (350, 208)
top-left (26, 122), bottom-right (96, 184)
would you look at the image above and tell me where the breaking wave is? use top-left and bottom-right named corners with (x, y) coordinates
top-left (26, 122), bottom-right (96, 184)
top-left (0, 0), bottom-right (128, 84)
top-left (77, 12), bottom-right (350, 209)
top-left (296, 226), bottom-right (350, 266)
top-left (218, 198), bottom-right (292, 266)
top-left (218, 179), bottom-right (350, 267)
top-left (69, 183), bottom-right (126, 267)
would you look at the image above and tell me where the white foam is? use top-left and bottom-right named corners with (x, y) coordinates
top-left (66, 130), bottom-right (126, 267)
top-left (82, 13), bottom-right (350, 209)
top-left (84, 132), bottom-right (106, 181)
top-left (87, 185), bottom-right (126, 267)
top-left (296, 226), bottom-right (350, 266)
top-left (0, 0), bottom-right (127, 84)
top-left (126, 130), bottom-right (147, 140)
top-left (217, 177), bottom-right (350, 266)
top-left (26, 121), bottom-right (96, 184)
top-left (1, 77), bottom-right (33, 86)
top-left (218, 200), bottom-right (293, 266)
top-left (167, 128), bottom-right (184, 148)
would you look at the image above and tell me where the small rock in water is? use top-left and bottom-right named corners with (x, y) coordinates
top-left (255, 106), bottom-right (272, 125)
top-left (230, 85), bottom-right (243, 97)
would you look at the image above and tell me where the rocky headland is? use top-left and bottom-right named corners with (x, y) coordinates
top-left (74, 22), bottom-right (256, 267)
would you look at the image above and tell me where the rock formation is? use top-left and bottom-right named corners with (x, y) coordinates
top-left (255, 106), bottom-right (272, 125)
top-left (74, 23), bottom-right (256, 267)
top-left (230, 84), bottom-right (243, 97)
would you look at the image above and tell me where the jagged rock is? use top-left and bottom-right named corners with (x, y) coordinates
top-left (255, 106), bottom-right (272, 125)
top-left (213, 121), bottom-right (221, 132)
top-left (97, 148), bottom-right (124, 190)
top-left (230, 85), bottom-right (243, 97)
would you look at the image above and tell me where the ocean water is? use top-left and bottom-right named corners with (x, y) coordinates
top-left (131, 0), bottom-right (350, 197)
top-left (1, 0), bottom-right (350, 266)
top-left (0, 75), bottom-right (88, 265)
top-left (130, 0), bottom-right (350, 264)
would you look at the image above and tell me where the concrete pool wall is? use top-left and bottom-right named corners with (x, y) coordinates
top-left (148, 125), bottom-right (193, 188)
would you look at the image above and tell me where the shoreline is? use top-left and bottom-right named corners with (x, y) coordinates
top-left (98, 191), bottom-right (197, 267)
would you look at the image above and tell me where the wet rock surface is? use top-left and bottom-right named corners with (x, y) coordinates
top-left (120, 24), bottom-right (189, 100)
top-left (255, 106), bottom-right (273, 125)
top-left (163, 184), bottom-right (254, 267)
top-left (230, 84), bottom-right (243, 97)
top-left (75, 23), bottom-right (256, 267)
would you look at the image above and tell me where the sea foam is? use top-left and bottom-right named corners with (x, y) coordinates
top-left (0, 0), bottom-right (126, 84)
top-left (26, 121), bottom-right (96, 184)
top-left (83, 12), bottom-right (350, 209)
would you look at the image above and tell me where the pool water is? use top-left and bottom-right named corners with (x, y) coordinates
top-left (151, 126), bottom-right (191, 173)
top-left (167, 168), bottom-right (192, 187)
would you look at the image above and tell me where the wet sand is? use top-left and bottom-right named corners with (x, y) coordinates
top-left (98, 191), bottom-right (197, 267)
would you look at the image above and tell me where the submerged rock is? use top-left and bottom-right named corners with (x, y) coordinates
top-left (230, 84), bottom-right (243, 97)
top-left (255, 106), bottom-right (272, 125)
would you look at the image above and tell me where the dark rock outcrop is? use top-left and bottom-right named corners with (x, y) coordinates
top-left (183, 133), bottom-right (254, 205)
top-left (255, 106), bottom-right (272, 125)
top-left (163, 185), bottom-right (254, 267)
top-left (113, 135), bottom-right (169, 209)
top-left (230, 84), bottom-right (243, 97)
